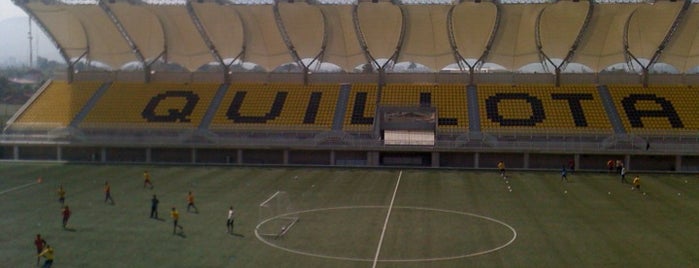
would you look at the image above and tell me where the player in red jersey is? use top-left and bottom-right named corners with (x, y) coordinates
top-left (61, 206), bottom-right (71, 229)
top-left (104, 181), bottom-right (115, 205)
top-left (34, 234), bottom-right (47, 265)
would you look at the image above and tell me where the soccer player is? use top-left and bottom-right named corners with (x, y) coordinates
top-left (186, 191), bottom-right (198, 213)
top-left (607, 159), bottom-right (614, 173)
top-left (61, 206), bottom-right (71, 229)
top-left (57, 185), bottom-right (66, 205)
top-left (34, 234), bottom-right (47, 266)
top-left (150, 195), bottom-right (159, 219)
top-left (615, 160), bottom-right (623, 174)
top-left (620, 167), bottom-right (629, 184)
top-left (497, 161), bottom-right (506, 177)
top-left (104, 181), bottom-right (115, 205)
top-left (568, 159), bottom-right (575, 173)
top-left (171, 207), bottom-right (183, 234)
top-left (227, 206), bottom-right (236, 234)
top-left (143, 170), bottom-right (154, 189)
top-left (632, 176), bottom-right (641, 191)
top-left (560, 166), bottom-right (568, 183)
top-left (38, 244), bottom-right (54, 268)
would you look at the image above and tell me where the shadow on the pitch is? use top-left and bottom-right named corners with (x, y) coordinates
top-left (230, 232), bottom-right (245, 238)
top-left (63, 227), bottom-right (77, 232)
top-left (151, 217), bottom-right (165, 222)
top-left (176, 232), bottom-right (186, 238)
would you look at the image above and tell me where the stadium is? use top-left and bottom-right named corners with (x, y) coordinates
top-left (1, 0), bottom-right (698, 267)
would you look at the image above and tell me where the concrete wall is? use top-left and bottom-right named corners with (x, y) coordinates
top-left (4, 144), bottom-right (698, 173)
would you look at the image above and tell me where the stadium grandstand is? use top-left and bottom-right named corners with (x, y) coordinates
top-left (2, 0), bottom-right (699, 171)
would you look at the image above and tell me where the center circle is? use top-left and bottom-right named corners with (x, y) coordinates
top-left (255, 206), bottom-right (517, 263)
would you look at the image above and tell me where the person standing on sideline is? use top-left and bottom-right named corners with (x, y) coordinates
top-left (150, 195), bottom-right (159, 219)
top-left (171, 207), bottom-right (183, 234)
top-left (57, 185), bottom-right (66, 205)
top-left (560, 166), bottom-right (569, 183)
top-left (143, 170), bottom-right (154, 189)
top-left (227, 206), bottom-right (236, 234)
top-left (104, 181), bottom-right (115, 205)
top-left (187, 191), bottom-right (198, 213)
top-left (61, 205), bottom-right (71, 229)
top-left (38, 244), bottom-right (54, 268)
top-left (632, 176), bottom-right (641, 191)
top-left (34, 234), bottom-right (47, 266)
top-left (620, 167), bottom-right (629, 184)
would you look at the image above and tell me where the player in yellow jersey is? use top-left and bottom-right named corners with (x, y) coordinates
top-left (186, 191), bottom-right (198, 213)
top-left (143, 170), bottom-right (154, 189)
top-left (38, 244), bottom-right (54, 268)
top-left (632, 176), bottom-right (641, 191)
top-left (171, 207), bottom-right (183, 234)
top-left (497, 161), bottom-right (506, 177)
top-left (57, 185), bottom-right (66, 205)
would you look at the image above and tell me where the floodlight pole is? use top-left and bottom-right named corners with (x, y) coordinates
top-left (28, 17), bottom-right (33, 68)
top-left (14, 0), bottom-right (73, 82)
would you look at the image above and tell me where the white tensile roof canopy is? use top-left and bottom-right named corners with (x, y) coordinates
top-left (13, 0), bottom-right (699, 74)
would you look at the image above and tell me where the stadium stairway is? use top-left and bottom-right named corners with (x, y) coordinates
top-left (466, 84), bottom-right (481, 132)
top-left (2, 79), bottom-right (53, 132)
top-left (598, 85), bottom-right (651, 149)
top-left (465, 84), bottom-right (500, 147)
top-left (331, 84), bottom-right (351, 131)
top-left (6, 80), bottom-right (103, 137)
top-left (69, 81), bottom-right (112, 128)
top-left (597, 85), bottom-right (626, 134)
top-left (41, 81), bottom-right (115, 140)
top-left (175, 83), bottom-right (230, 143)
top-left (198, 83), bottom-right (230, 131)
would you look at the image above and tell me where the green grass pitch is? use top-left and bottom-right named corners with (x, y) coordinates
top-left (1, 163), bottom-right (697, 267)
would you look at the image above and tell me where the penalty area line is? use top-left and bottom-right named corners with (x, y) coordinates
top-left (372, 170), bottom-right (402, 268)
top-left (0, 181), bottom-right (40, 196)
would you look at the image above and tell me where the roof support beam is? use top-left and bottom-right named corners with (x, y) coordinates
top-left (643, 0), bottom-right (692, 87)
top-left (446, 5), bottom-right (463, 72)
top-left (535, 0), bottom-right (593, 87)
top-left (390, 5), bottom-right (408, 71)
top-left (98, 0), bottom-right (147, 74)
top-left (186, 1), bottom-right (228, 83)
top-left (309, 6), bottom-right (330, 73)
top-left (352, 4), bottom-right (379, 74)
top-left (273, 3), bottom-right (304, 68)
top-left (449, 2), bottom-right (501, 86)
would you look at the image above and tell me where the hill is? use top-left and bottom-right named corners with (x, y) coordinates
top-left (0, 17), bottom-right (62, 67)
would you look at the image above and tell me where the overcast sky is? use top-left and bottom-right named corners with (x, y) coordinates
top-left (0, 1), bottom-right (27, 22)
top-left (0, 1), bottom-right (62, 65)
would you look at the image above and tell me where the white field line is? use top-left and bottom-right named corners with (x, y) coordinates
top-left (260, 190), bottom-right (281, 206)
top-left (372, 170), bottom-right (403, 268)
top-left (0, 181), bottom-right (39, 195)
